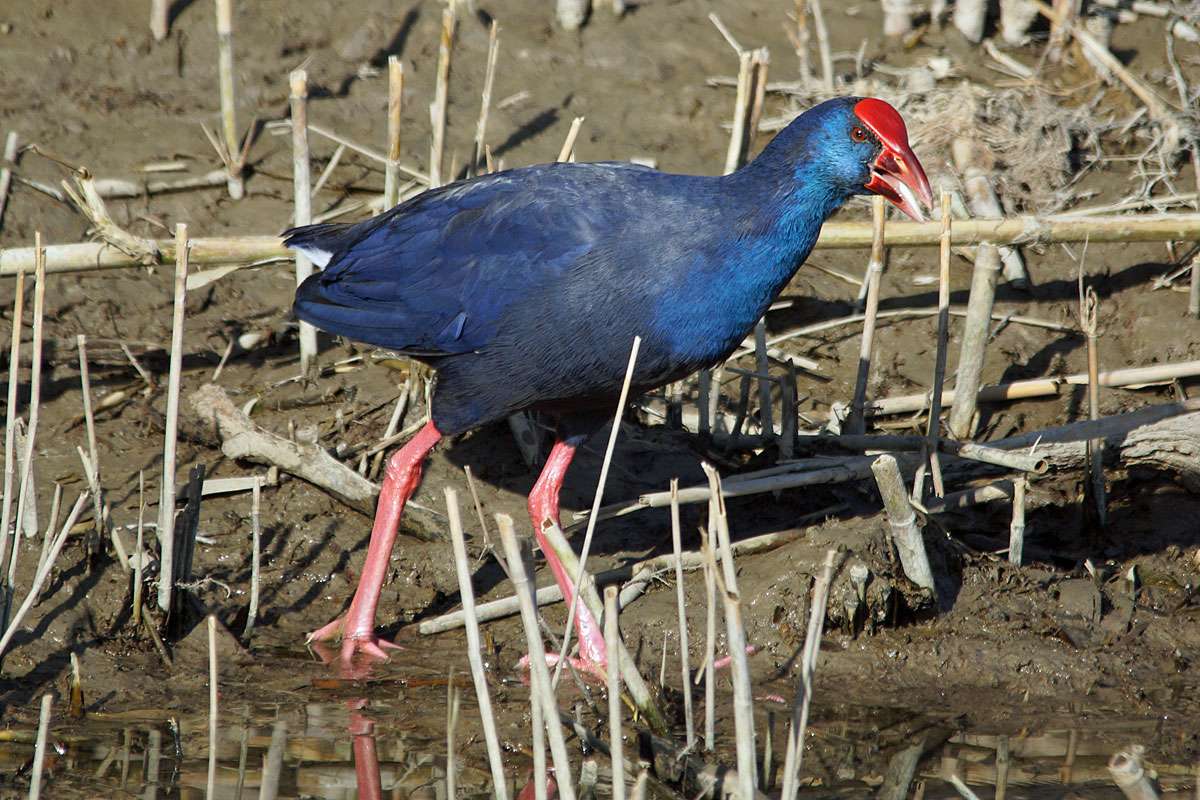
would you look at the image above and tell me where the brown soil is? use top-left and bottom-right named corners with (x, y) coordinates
top-left (1, 0), bottom-right (1199, 797)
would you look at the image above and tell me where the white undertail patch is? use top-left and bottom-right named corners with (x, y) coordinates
top-left (292, 245), bottom-right (333, 269)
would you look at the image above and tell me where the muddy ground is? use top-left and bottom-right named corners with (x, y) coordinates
top-left (1, 0), bottom-right (1199, 797)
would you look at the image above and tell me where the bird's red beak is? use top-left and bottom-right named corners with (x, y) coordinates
top-left (854, 98), bottom-right (933, 223)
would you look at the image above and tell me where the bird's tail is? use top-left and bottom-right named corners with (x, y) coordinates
top-left (282, 222), bottom-right (359, 269)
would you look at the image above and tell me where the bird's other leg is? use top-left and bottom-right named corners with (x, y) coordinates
top-left (526, 437), bottom-right (608, 676)
top-left (308, 421), bottom-right (442, 662)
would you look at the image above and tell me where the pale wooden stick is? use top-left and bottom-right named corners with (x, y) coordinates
top-left (954, 0), bottom-right (987, 41)
top-left (289, 70), bottom-right (318, 374)
top-left (947, 219), bottom-right (1001, 439)
top-left (29, 693), bottom-right (53, 800)
top-left (0, 131), bottom-right (18, 232)
top-left (551, 336), bottom-right (641, 685)
top-left (557, 117), bottom-right (585, 163)
top-left (156, 224), bottom-right (188, 612)
top-left (848, 196), bottom-right (887, 435)
top-left (497, 513), bottom-right (577, 800)
top-left (708, 538), bottom-right (757, 796)
top-left (871, 456), bottom-right (935, 592)
top-left (919, 193), bottom-right (953, 499)
top-left (810, 0), bottom-right (834, 91)
top-left (35, 483), bottom-right (61, 581)
top-left (557, 0), bottom-right (589, 30)
top-left (702, 534), bottom-right (716, 751)
top-left (445, 488), bottom-right (510, 800)
top-left (132, 472), bottom-right (145, 626)
top-left (446, 669), bottom-right (461, 800)
top-left (532, 668), bottom-right (547, 800)
top-left (669, 480), bottom-right (695, 749)
top-left (1084, 287), bottom-right (1106, 526)
top-left (214, 0), bottom-right (244, 199)
top-left (430, 7), bottom-right (456, 188)
top-left (383, 57), bottom-right (404, 210)
top-left (604, 586), bottom-right (626, 800)
top-left (150, 0), bottom-right (169, 41)
top-left (1008, 476), bottom-right (1026, 566)
top-left (244, 476), bottom-right (262, 636)
top-left (1189, 252), bottom-right (1199, 319)
top-left (77, 336), bottom-right (105, 553)
top-left (9, 236), bottom-right (44, 586)
top-left (724, 51), bottom-right (753, 175)
top-left (1108, 747), bottom-right (1158, 800)
top-left (473, 21), bottom-right (499, 177)
top-left (883, 0), bottom-right (913, 36)
top-left (0, 267), bottom-right (25, 573)
top-left (778, 549), bottom-right (837, 800)
top-left (206, 614), bottom-right (219, 800)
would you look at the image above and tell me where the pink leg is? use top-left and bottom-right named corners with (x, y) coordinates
top-left (526, 439), bottom-right (608, 673)
top-left (309, 421), bottom-right (442, 661)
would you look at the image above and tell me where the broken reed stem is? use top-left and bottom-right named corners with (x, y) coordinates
top-left (289, 69), bottom-right (318, 374)
top-left (0, 491), bottom-right (89, 663)
top-left (29, 693), bottom-right (53, 800)
top-left (156, 224), bottom-right (188, 612)
top-left (725, 50), bottom-right (754, 175)
top-left (429, 7), bottom-right (456, 188)
top-left (948, 197), bottom-right (1002, 440)
top-left (669, 480), bottom-right (696, 749)
top-left (445, 488), bottom-right (510, 800)
top-left (871, 455), bottom-right (936, 592)
top-left (150, 0), bottom-right (169, 40)
top-left (446, 669), bottom-right (461, 800)
top-left (708, 544), bottom-right (758, 798)
top-left (702, 465), bottom-right (739, 592)
top-left (1008, 476), bottom-right (1026, 566)
top-left (497, 513), bottom-right (577, 800)
top-left (206, 614), bottom-right (218, 800)
top-left (68, 651), bottom-right (82, 718)
top-left (132, 472), bottom-right (145, 627)
top-left (244, 476), bottom-right (262, 637)
top-left (921, 192), bottom-right (953, 499)
top-left (472, 20), bottom-right (499, 177)
top-left (0, 131), bottom-right (18, 231)
top-left (9, 236), bottom-right (45, 588)
top-left (1189, 252), bottom-right (1200, 319)
top-left (778, 549), bottom-right (837, 800)
top-left (810, 0), bottom-right (834, 91)
top-left (557, 117), bottom-right (585, 163)
top-left (0, 267), bottom-right (25, 575)
top-left (702, 535), bottom-right (717, 751)
top-left (77, 336), bottom-right (104, 553)
top-left (36, 484), bottom-right (61, 581)
top-left (1108, 747), bottom-right (1159, 800)
top-left (532, 671), bottom-right (548, 800)
top-left (754, 320), bottom-right (773, 444)
top-left (1084, 287), bottom-right (1106, 526)
top-left (552, 336), bottom-right (641, 687)
top-left (848, 195), bottom-right (887, 435)
top-left (382, 57), bottom-right (405, 210)
top-left (214, 0), bottom-right (243, 199)
top-left (604, 586), bottom-right (627, 800)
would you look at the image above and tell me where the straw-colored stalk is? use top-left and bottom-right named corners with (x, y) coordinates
top-left (496, 513), bottom-right (577, 800)
top-left (669, 480), bottom-right (696, 749)
top-left (0, 491), bottom-right (89, 662)
top-left (9, 236), bottom-right (45, 587)
top-left (848, 196), bottom-right (887, 435)
top-left (551, 336), bottom-right (640, 685)
top-left (383, 57), bottom-right (404, 211)
top-left (883, 0), bottom-right (913, 36)
top-left (792, 0), bottom-right (813, 87)
top-left (532, 666), bottom-right (547, 800)
top-left (999, 0), bottom-right (1039, 43)
top-left (1084, 288), bottom-right (1106, 526)
top-left (871, 455), bottom-right (936, 592)
top-left (701, 535), bottom-right (717, 751)
top-left (445, 488), bottom-right (510, 800)
top-left (1108, 747), bottom-right (1159, 800)
top-left (810, 0), bottom-right (833, 91)
top-left (244, 477), bottom-right (262, 637)
top-left (35, 483), bottom-right (62, 590)
top-left (29, 693), bottom-right (53, 800)
top-left (446, 671), bottom-right (461, 800)
top-left (557, 0), bottom-right (589, 29)
top-left (604, 586), bottom-right (626, 800)
top-left (0, 131), bottom-right (18, 230)
top-left (156, 224), bottom-right (188, 612)
top-left (778, 549), bottom-right (837, 800)
top-left (557, 117), bottom-right (585, 163)
top-left (289, 70), bottom-right (318, 374)
top-left (708, 543), bottom-right (757, 797)
top-left (260, 719), bottom-right (287, 800)
top-left (953, 0), bottom-right (987, 41)
top-left (150, 0), bottom-right (170, 41)
top-left (724, 50), bottom-right (753, 175)
top-left (133, 472), bottom-right (145, 626)
top-left (77, 336), bottom-right (103, 541)
top-left (429, 7), bottom-right (456, 188)
top-left (214, 0), bottom-right (244, 199)
top-left (1008, 477), bottom-right (1026, 566)
top-left (747, 49), bottom-right (769, 156)
top-left (1189, 252), bottom-right (1199, 319)
top-left (0, 267), bottom-right (25, 574)
top-left (947, 247), bottom-right (1000, 441)
top-left (472, 21), bottom-right (499, 177)
top-left (207, 615), bottom-right (219, 800)
top-left (919, 193), bottom-right (953, 499)
top-left (68, 651), bottom-right (83, 718)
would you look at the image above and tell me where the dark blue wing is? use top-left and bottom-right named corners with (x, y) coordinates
top-left (287, 161), bottom-right (656, 356)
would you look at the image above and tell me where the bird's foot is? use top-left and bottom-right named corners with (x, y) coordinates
top-left (517, 651), bottom-right (607, 684)
top-left (307, 615), bottom-right (404, 662)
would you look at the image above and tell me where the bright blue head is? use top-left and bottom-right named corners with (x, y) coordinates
top-left (744, 96), bottom-right (933, 222)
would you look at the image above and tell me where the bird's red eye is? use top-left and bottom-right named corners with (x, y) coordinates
top-left (851, 126), bottom-right (869, 143)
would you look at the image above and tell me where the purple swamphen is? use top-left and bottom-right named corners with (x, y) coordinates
top-left (285, 97), bottom-right (933, 665)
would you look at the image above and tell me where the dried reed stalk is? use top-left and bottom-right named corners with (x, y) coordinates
top-left (883, 0), bottom-right (913, 36)
top-left (1083, 287), bottom-right (1106, 526)
top-left (778, 549), bottom-right (837, 800)
top-left (669, 480), bottom-right (696, 749)
top-left (429, 8), bottom-right (456, 188)
top-left (0, 267), bottom-right (24, 574)
top-left (848, 196), bottom-right (887, 435)
top-left (383, 57), bottom-right (404, 210)
top-left (707, 538), bottom-right (757, 796)
top-left (9, 237), bottom-right (44, 588)
top-left (206, 614), bottom-right (219, 800)
top-left (919, 193), bottom-right (953, 499)
top-left (132, 472), bottom-right (145, 626)
top-left (77, 336), bottom-right (104, 554)
top-left (702, 534), bottom-right (717, 751)
top-left (497, 513), bottom-right (577, 800)
top-left (244, 477), bottom-right (262, 637)
top-left (1108, 747), bottom-right (1159, 800)
top-left (1189, 252), bottom-right (1199, 319)
top-left (29, 693), bottom-right (53, 800)
top-left (68, 651), bottom-right (82, 718)
top-left (725, 50), bottom-right (754, 175)
top-left (809, 0), bottom-right (833, 91)
top-left (953, 0), bottom-right (987, 41)
top-left (0, 131), bottom-right (18, 232)
top-left (150, 0), bottom-right (169, 40)
top-left (446, 670), bottom-right (461, 800)
top-left (999, 0), bottom-right (1038, 43)
top-left (604, 586), bottom-right (626, 800)
top-left (1008, 477), bottom-right (1026, 566)
top-left (214, 0), bottom-right (244, 199)
top-left (472, 21), bottom-right (499, 177)
top-left (552, 336), bottom-right (640, 685)
top-left (156, 224), bottom-right (188, 612)
top-left (557, 117), bottom-right (585, 163)
top-left (557, 0), bottom-right (589, 29)
top-left (871, 456), bottom-right (936, 592)
top-left (289, 69), bottom-right (318, 374)
top-left (947, 217), bottom-right (1001, 440)
top-left (445, 488), bottom-right (510, 800)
